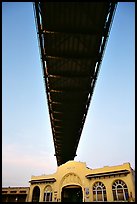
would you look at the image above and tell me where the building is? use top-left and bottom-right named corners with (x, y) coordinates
top-left (28, 161), bottom-right (135, 202)
top-left (2, 187), bottom-right (29, 202)
top-left (2, 161), bottom-right (135, 202)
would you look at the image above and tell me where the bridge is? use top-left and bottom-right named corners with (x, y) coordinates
top-left (33, 2), bottom-right (117, 166)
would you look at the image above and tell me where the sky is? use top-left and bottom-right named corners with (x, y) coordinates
top-left (2, 2), bottom-right (135, 187)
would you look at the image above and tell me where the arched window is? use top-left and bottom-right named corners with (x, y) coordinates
top-left (32, 186), bottom-right (40, 202)
top-left (93, 181), bottom-right (107, 201)
top-left (112, 180), bottom-right (129, 201)
top-left (43, 185), bottom-right (52, 202)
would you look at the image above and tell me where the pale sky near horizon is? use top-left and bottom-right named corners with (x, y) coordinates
top-left (2, 2), bottom-right (135, 187)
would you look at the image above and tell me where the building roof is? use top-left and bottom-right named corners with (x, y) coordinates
top-left (86, 169), bottom-right (130, 179)
top-left (29, 178), bottom-right (56, 184)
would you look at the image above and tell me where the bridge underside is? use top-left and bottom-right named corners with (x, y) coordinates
top-left (34, 2), bottom-right (117, 166)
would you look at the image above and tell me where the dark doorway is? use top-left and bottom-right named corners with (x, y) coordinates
top-left (61, 185), bottom-right (83, 202)
top-left (32, 186), bottom-right (40, 202)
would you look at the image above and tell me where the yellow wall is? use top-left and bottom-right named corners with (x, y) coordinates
top-left (28, 161), bottom-right (135, 202)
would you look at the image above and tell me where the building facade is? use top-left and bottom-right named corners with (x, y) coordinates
top-left (2, 187), bottom-right (29, 202)
top-left (28, 161), bottom-right (135, 202)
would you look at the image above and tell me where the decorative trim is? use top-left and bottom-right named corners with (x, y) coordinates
top-left (86, 170), bottom-right (130, 179)
top-left (29, 178), bottom-right (56, 184)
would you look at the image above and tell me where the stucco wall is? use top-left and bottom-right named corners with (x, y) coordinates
top-left (28, 161), bottom-right (135, 202)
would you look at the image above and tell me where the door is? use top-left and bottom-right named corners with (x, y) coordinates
top-left (61, 185), bottom-right (83, 202)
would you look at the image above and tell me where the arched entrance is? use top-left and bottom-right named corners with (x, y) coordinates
top-left (32, 186), bottom-right (40, 202)
top-left (61, 185), bottom-right (83, 202)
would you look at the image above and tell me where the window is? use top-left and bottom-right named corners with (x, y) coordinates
top-left (20, 191), bottom-right (26, 193)
top-left (112, 180), bottom-right (129, 201)
top-left (10, 191), bottom-right (17, 193)
top-left (93, 181), bottom-right (107, 201)
top-left (2, 191), bottom-right (7, 193)
top-left (43, 185), bottom-right (52, 202)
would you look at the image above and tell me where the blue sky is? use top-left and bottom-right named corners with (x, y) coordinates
top-left (2, 2), bottom-right (135, 187)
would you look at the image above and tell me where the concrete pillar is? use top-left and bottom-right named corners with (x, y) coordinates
top-left (106, 184), bottom-right (113, 202)
top-left (39, 186), bottom-right (44, 202)
top-left (27, 186), bottom-right (33, 202)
